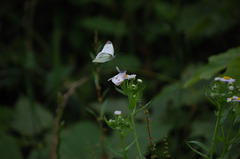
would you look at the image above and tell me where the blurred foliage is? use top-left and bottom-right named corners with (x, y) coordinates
top-left (1, 0), bottom-right (240, 158)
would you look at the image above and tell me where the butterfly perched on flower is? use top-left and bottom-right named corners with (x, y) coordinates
top-left (108, 67), bottom-right (136, 86)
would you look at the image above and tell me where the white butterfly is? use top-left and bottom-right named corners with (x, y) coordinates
top-left (92, 41), bottom-right (114, 63)
top-left (108, 67), bottom-right (126, 86)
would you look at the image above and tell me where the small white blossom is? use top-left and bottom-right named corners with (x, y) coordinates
top-left (229, 86), bottom-right (234, 90)
top-left (114, 110), bottom-right (121, 116)
top-left (215, 76), bottom-right (235, 83)
top-left (229, 86), bottom-right (234, 91)
top-left (227, 96), bottom-right (238, 102)
top-left (125, 74), bottom-right (136, 80)
top-left (232, 97), bottom-right (240, 102)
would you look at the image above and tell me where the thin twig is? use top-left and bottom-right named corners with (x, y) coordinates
top-left (50, 76), bottom-right (89, 159)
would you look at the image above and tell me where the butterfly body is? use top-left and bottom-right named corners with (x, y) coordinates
top-left (92, 41), bottom-right (114, 63)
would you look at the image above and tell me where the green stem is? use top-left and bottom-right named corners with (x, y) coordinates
top-left (209, 110), bottom-right (222, 159)
top-left (120, 135), bottom-right (128, 159)
top-left (131, 114), bottom-right (142, 159)
top-left (220, 120), bottom-right (234, 159)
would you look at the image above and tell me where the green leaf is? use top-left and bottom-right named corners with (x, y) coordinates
top-left (185, 47), bottom-right (240, 87)
top-left (220, 109), bottom-right (229, 125)
top-left (11, 97), bottom-right (53, 136)
top-left (186, 141), bottom-right (209, 158)
top-left (0, 106), bottom-right (13, 132)
top-left (134, 101), bottom-right (151, 116)
top-left (60, 121), bottom-right (100, 159)
top-left (104, 116), bottom-right (113, 129)
top-left (101, 99), bottom-right (108, 116)
top-left (125, 139), bottom-right (136, 151)
top-left (85, 107), bottom-right (98, 119)
top-left (105, 143), bottom-right (123, 158)
top-left (224, 56), bottom-right (240, 84)
top-left (115, 87), bottom-right (126, 95)
top-left (0, 134), bottom-right (23, 159)
top-left (188, 140), bottom-right (210, 153)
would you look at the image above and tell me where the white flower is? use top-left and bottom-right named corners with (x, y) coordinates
top-left (232, 97), bottom-right (240, 102)
top-left (125, 74), bottom-right (136, 80)
top-left (229, 86), bottom-right (234, 90)
top-left (114, 110), bottom-right (121, 116)
top-left (227, 96), bottom-right (238, 102)
top-left (137, 79), bottom-right (143, 83)
top-left (214, 76), bottom-right (235, 83)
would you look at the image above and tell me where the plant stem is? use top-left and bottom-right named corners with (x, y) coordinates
top-left (209, 110), bottom-right (222, 159)
top-left (220, 120), bottom-right (234, 159)
top-left (131, 114), bottom-right (142, 159)
top-left (120, 135), bottom-right (128, 159)
top-left (93, 31), bottom-right (106, 158)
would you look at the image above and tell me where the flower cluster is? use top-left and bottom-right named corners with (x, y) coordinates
top-left (190, 76), bottom-right (240, 159)
top-left (208, 76), bottom-right (240, 104)
top-left (104, 111), bottom-right (131, 137)
top-left (207, 76), bottom-right (240, 117)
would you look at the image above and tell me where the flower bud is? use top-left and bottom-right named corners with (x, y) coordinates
top-left (137, 79), bottom-right (143, 83)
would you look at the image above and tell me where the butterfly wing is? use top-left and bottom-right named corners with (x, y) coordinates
top-left (110, 72), bottom-right (126, 85)
top-left (92, 41), bottom-right (114, 63)
top-left (92, 53), bottom-right (113, 63)
top-left (100, 41), bottom-right (114, 56)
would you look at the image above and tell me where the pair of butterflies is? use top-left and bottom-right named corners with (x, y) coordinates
top-left (92, 41), bottom-right (115, 63)
top-left (92, 41), bottom-right (135, 85)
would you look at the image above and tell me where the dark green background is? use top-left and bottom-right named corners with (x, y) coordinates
top-left (1, 0), bottom-right (240, 158)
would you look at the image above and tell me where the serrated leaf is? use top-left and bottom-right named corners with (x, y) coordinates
top-left (185, 47), bottom-right (240, 87)
top-left (224, 56), bottom-right (240, 84)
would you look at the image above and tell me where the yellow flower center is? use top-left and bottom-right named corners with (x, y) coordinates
top-left (125, 75), bottom-right (129, 77)
top-left (237, 97), bottom-right (240, 100)
top-left (223, 76), bottom-right (231, 80)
